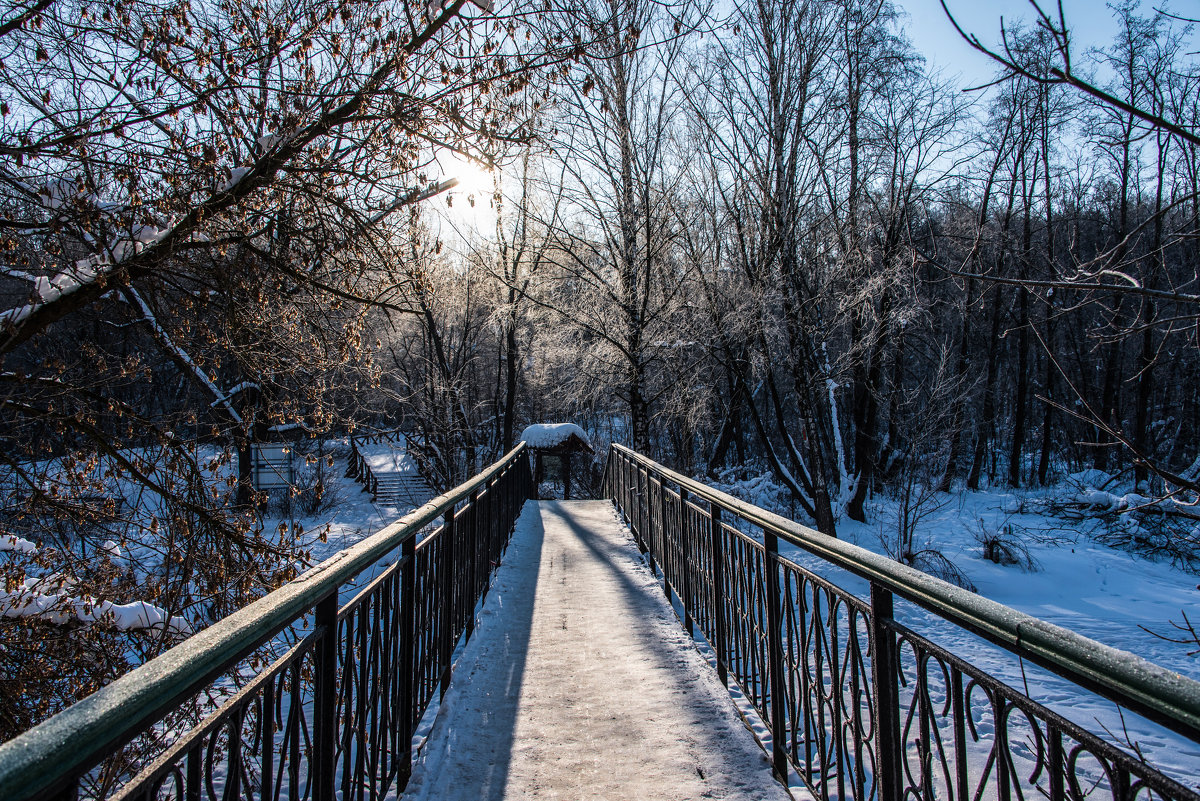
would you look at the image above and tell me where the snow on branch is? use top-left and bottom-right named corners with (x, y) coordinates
top-left (124, 288), bottom-right (243, 425)
top-left (0, 576), bottom-right (191, 635)
top-left (0, 533), bottom-right (36, 553)
top-left (1, 539), bottom-right (190, 634)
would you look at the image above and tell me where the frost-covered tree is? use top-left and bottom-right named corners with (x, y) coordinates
top-left (0, 0), bottom-right (556, 735)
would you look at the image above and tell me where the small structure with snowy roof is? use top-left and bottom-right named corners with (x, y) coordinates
top-left (519, 423), bottom-right (593, 499)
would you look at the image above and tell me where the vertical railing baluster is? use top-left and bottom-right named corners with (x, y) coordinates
top-left (312, 591), bottom-right (339, 801)
top-left (763, 530), bottom-right (789, 781)
top-left (679, 488), bottom-right (694, 637)
top-left (338, 613), bottom-right (354, 801)
top-left (52, 782), bottom-right (78, 801)
top-left (469, 486), bottom-right (483, 637)
top-left (225, 706), bottom-right (244, 801)
top-left (658, 477), bottom-right (669, 597)
top-left (870, 583), bottom-right (902, 801)
top-left (996, 694), bottom-right (1013, 801)
top-left (397, 535), bottom-right (416, 791)
top-left (710, 503), bottom-right (728, 686)
top-left (1047, 725), bottom-right (1065, 801)
top-left (627, 460), bottom-right (636, 530)
top-left (634, 465), bottom-right (643, 542)
top-left (288, 662), bottom-right (301, 801)
top-left (952, 669), bottom-right (970, 801)
top-left (624, 455), bottom-right (633, 526)
top-left (186, 742), bottom-right (201, 801)
top-left (261, 681), bottom-right (275, 801)
top-left (439, 504), bottom-right (456, 699)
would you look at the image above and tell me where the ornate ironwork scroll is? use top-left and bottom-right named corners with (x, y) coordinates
top-left (605, 443), bottom-right (1200, 801)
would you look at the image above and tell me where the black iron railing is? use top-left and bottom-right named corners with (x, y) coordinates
top-left (0, 444), bottom-right (533, 801)
top-left (605, 443), bottom-right (1200, 801)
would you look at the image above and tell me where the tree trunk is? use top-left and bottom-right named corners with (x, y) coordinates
top-left (502, 289), bottom-right (518, 452)
top-left (968, 286), bottom-right (1003, 489)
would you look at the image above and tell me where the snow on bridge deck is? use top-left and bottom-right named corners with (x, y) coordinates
top-left (402, 500), bottom-right (791, 801)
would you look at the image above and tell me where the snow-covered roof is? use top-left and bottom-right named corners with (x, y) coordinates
top-left (519, 423), bottom-right (591, 450)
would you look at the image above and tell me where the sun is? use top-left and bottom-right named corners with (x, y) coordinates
top-left (437, 151), bottom-right (499, 236)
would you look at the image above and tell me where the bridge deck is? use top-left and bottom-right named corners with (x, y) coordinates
top-left (402, 500), bottom-right (791, 800)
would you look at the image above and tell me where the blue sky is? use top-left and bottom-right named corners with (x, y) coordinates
top-left (897, 0), bottom-right (1195, 88)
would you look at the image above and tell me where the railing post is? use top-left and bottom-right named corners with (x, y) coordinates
top-left (48, 780), bottom-right (78, 801)
top-left (623, 455), bottom-right (632, 526)
top-left (259, 679), bottom-right (275, 801)
top-left (709, 503), bottom-right (728, 686)
top-left (186, 743), bottom-right (201, 801)
top-left (397, 535), bottom-right (416, 790)
top-left (679, 487), bottom-right (693, 637)
top-left (763, 531), bottom-right (789, 781)
top-left (467, 487), bottom-right (481, 637)
top-left (312, 591), bottom-right (339, 801)
top-left (618, 454), bottom-right (627, 522)
top-left (659, 477), bottom-right (670, 599)
top-left (439, 505), bottom-right (456, 699)
top-left (871, 582), bottom-right (903, 801)
top-left (645, 470), bottom-right (657, 577)
top-left (633, 465), bottom-right (643, 542)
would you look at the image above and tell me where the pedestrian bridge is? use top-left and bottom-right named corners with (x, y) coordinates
top-left (0, 444), bottom-right (1198, 801)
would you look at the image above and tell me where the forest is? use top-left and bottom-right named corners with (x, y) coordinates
top-left (0, 0), bottom-right (1198, 741)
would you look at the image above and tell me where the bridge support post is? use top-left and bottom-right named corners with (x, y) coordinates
top-left (312, 591), bottom-right (339, 801)
top-left (709, 504), bottom-right (728, 687)
top-left (763, 531), bottom-right (789, 782)
top-left (870, 583), bottom-right (903, 801)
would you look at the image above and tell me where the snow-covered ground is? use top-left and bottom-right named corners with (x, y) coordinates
top-left (281, 457), bottom-right (421, 568)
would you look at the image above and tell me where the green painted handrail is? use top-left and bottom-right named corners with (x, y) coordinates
top-left (609, 443), bottom-right (1200, 742)
top-left (0, 443), bottom-right (529, 801)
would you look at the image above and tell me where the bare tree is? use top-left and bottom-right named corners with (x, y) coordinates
top-left (0, 0), bottom-right (558, 734)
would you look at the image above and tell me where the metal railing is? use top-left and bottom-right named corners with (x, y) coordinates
top-left (605, 443), bottom-right (1200, 801)
top-left (0, 444), bottom-right (533, 801)
top-left (347, 435), bottom-right (389, 499)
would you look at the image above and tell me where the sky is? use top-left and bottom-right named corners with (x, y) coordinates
top-left (897, 0), bottom-right (1195, 88)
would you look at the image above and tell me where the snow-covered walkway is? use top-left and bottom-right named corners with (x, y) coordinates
top-left (402, 500), bottom-right (790, 801)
